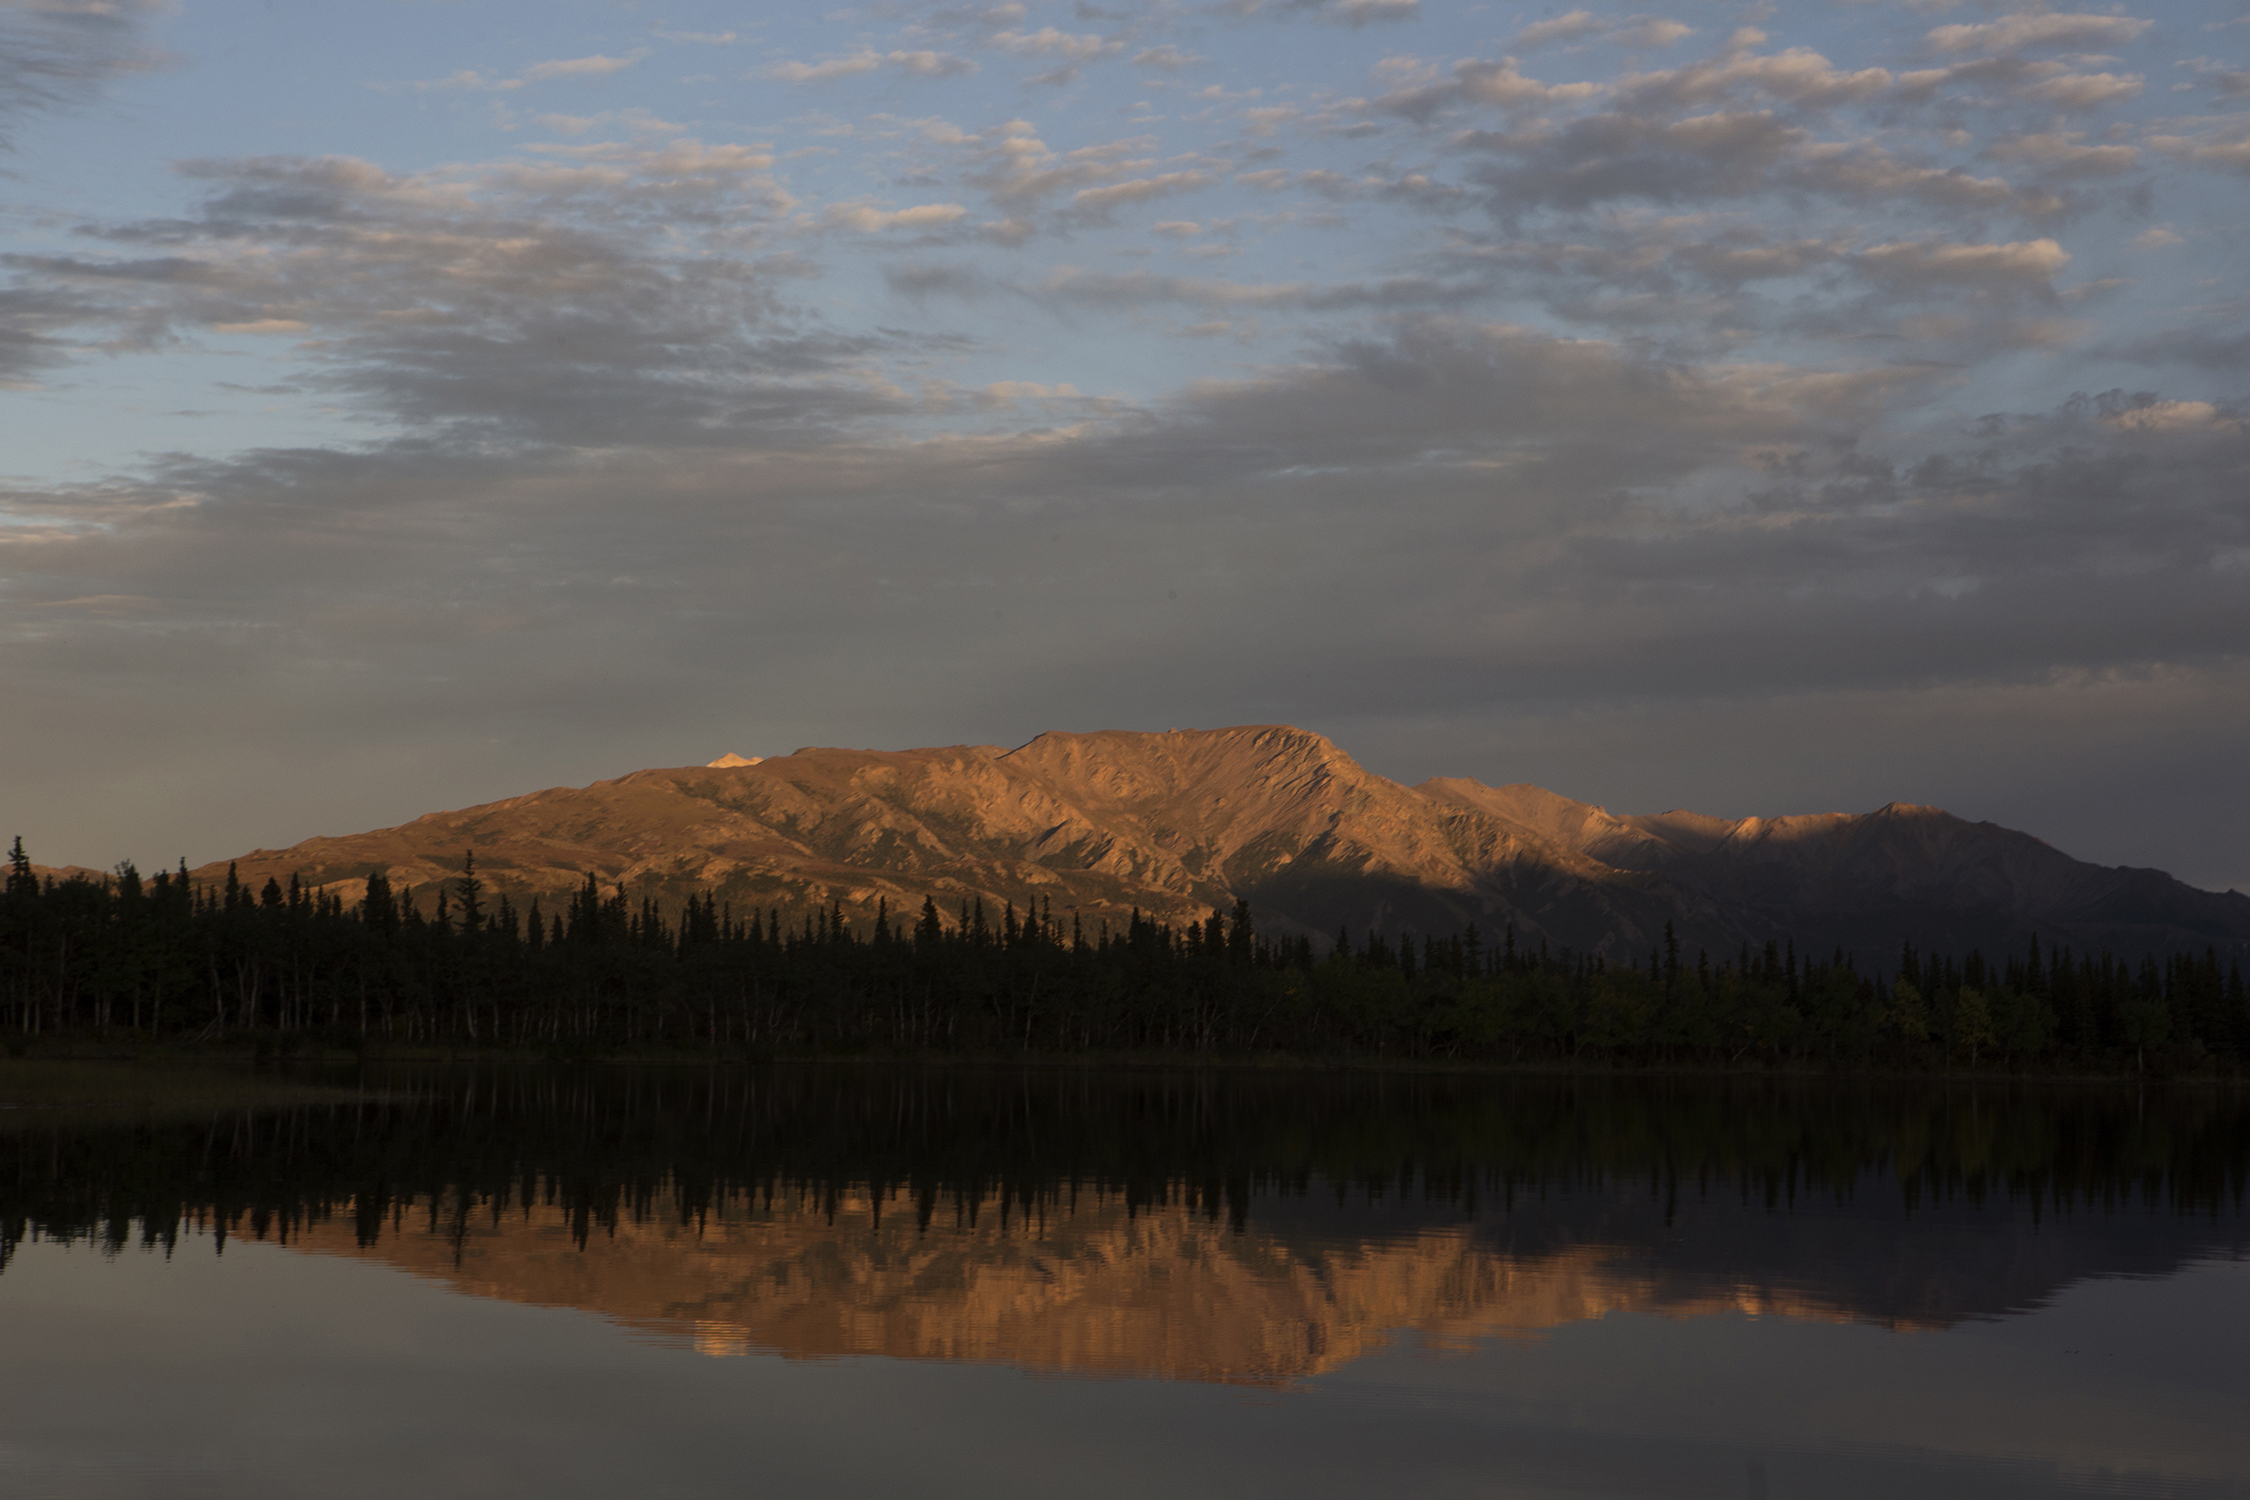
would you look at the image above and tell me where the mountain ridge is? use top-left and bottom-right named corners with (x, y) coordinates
top-left (173, 723), bottom-right (2250, 962)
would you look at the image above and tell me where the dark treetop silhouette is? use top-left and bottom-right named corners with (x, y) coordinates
top-left (4, 835), bottom-right (2245, 1072)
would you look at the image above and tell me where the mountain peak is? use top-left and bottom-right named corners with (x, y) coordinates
top-left (998, 724), bottom-right (1363, 795)
top-left (180, 723), bottom-right (2250, 962)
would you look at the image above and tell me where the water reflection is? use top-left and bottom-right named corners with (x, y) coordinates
top-left (5, 1067), bottom-right (2245, 1385)
top-left (294, 1180), bottom-right (1887, 1381)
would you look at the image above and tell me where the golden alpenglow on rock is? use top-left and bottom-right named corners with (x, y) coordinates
top-left (194, 725), bottom-right (2250, 963)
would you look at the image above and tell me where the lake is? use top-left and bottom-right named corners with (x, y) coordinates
top-left (3, 1065), bottom-right (2246, 1498)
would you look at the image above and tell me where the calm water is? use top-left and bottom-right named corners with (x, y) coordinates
top-left (3, 1067), bottom-right (2247, 1499)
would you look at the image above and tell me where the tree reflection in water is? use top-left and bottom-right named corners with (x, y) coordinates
top-left (4, 1066), bottom-right (2245, 1383)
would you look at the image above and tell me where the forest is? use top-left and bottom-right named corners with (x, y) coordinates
top-left (4, 839), bottom-right (2246, 1074)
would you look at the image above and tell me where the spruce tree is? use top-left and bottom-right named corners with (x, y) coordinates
top-left (456, 851), bottom-right (484, 935)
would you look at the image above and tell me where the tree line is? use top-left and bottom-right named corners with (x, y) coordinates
top-left (4, 839), bottom-right (2247, 1073)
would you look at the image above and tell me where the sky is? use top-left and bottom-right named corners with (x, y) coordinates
top-left (1, 0), bottom-right (2246, 891)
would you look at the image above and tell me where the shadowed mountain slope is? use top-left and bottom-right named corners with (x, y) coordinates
top-left (1423, 779), bottom-right (2250, 960)
top-left (193, 725), bottom-right (2250, 961)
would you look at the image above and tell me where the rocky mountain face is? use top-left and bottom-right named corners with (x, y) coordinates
top-left (195, 724), bottom-right (2250, 961)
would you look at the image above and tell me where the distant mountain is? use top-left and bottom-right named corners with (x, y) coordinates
top-left (193, 725), bottom-right (2250, 962)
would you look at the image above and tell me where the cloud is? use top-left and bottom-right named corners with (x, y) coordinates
top-left (2111, 324), bottom-right (2250, 371)
top-left (976, 378), bottom-right (1081, 406)
top-left (411, 69), bottom-right (499, 92)
top-left (1380, 31), bottom-right (1913, 145)
top-left (1986, 132), bottom-right (2139, 176)
top-left (0, 278), bottom-right (102, 382)
top-left (1924, 13), bottom-right (2154, 55)
top-left (14, 146), bottom-right (900, 451)
top-left (882, 262), bottom-right (1004, 304)
top-left (1293, 166), bottom-right (1468, 210)
top-left (1515, 10), bottom-right (1602, 50)
top-left (15, 325), bottom-right (2239, 776)
top-left (817, 201), bottom-right (970, 232)
top-left (2147, 125), bottom-right (2250, 175)
top-left (521, 52), bottom-right (644, 82)
top-left (1855, 237), bottom-right (2070, 295)
top-left (535, 108), bottom-right (688, 138)
top-left (209, 317), bottom-right (308, 335)
top-left (1788, 143), bottom-right (2024, 210)
top-left (1070, 171), bottom-right (1216, 215)
top-left (767, 50), bottom-right (977, 83)
top-left (1518, 11), bottom-right (1693, 52)
top-left (0, 0), bottom-right (166, 148)
top-left (1036, 267), bottom-right (1483, 313)
top-left (1375, 55), bottom-right (1603, 121)
top-left (1130, 46), bottom-right (1205, 70)
top-left (1039, 268), bottom-right (1308, 309)
top-left (1462, 109), bottom-right (1807, 211)
top-left (1326, 0), bottom-right (1420, 26)
top-left (415, 51), bottom-right (649, 92)
top-left (2017, 71), bottom-right (2142, 108)
top-left (1457, 105), bottom-right (2055, 223)
top-left (1236, 0), bottom-right (1419, 26)
top-left (993, 28), bottom-right (1119, 63)
top-left (1612, 18), bottom-right (1694, 50)
top-left (2102, 398), bottom-right (2239, 434)
top-left (950, 122), bottom-right (1186, 219)
top-left (1616, 34), bottom-right (1890, 109)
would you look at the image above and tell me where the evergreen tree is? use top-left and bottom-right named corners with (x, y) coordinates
top-left (456, 851), bottom-right (484, 936)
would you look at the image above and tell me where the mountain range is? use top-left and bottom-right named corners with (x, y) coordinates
top-left (189, 724), bottom-right (2249, 962)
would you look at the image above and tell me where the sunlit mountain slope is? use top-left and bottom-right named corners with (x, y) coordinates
top-left (192, 725), bottom-right (2250, 959)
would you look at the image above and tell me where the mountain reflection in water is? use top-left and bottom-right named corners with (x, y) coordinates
top-left (5, 1066), bottom-right (2247, 1386)
top-left (290, 1182), bottom-right (1870, 1382)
